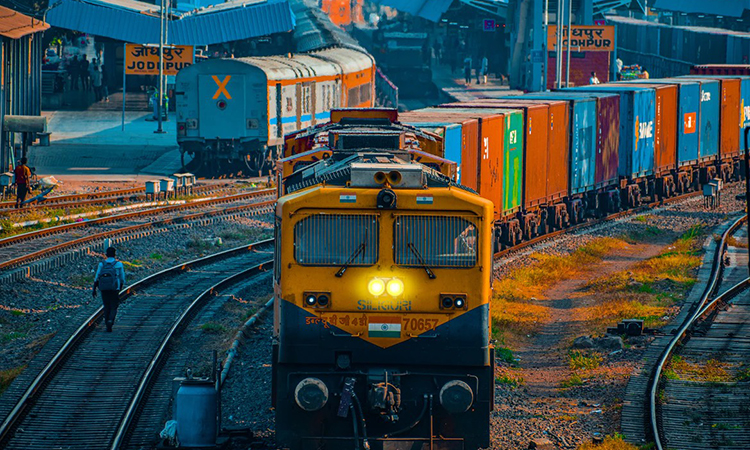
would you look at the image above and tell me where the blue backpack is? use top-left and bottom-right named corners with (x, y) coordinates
top-left (98, 261), bottom-right (119, 291)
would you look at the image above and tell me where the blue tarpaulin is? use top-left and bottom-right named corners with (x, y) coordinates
top-left (367, 0), bottom-right (454, 22)
top-left (46, 0), bottom-right (296, 45)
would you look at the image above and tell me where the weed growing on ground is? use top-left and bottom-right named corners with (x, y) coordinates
top-left (568, 350), bottom-right (602, 371)
top-left (10, 310), bottom-right (24, 316)
top-left (576, 434), bottom-right (642, 450)
top-left (0, 365), bottom-right (26, 394)
top-left (199, 322), bottom-right (227, 333)
top-left (495, 347), bottom-right (517, 366)
top-left (495, 369), bottom-right (524, 388)
top-left (560, 373), bottom-right (584, 388)
top-left (665, 356), bottom-right (734, 383)
top-left (0, 331), bottom-right (26, 344)
top-left (149, 252), bottom-right (163, 260)
top-left (70, 273), bottom-right (94, 287)
top-left (492, 237), bottom-right (626, 343)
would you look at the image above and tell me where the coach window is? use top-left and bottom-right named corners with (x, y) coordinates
top-left (394, 215), bottom-right (477, 268)
top-left (295, 214), bottom-right (379, 266)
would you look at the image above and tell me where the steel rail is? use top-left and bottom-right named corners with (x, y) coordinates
top-left (0, 238), bottom-right (274, 444)
top-left (648, 215), bottom-right (747, 450)
top-left (0, 198), bottom-right (275, 270)
top-left (0, 188), bottom-right (274, 248)
top-left (0, 187), bottom-right (145, 209)
top-left (110, 259), bottom-right (273, 450)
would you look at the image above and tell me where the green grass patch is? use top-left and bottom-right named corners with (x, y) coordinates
top-left (149, 252), bottom-right (163, 260)
top-left (0, 365), bottom-right (26, 394)
top-left (495, 374), bottom-right (524, 388)
top-left (199, 322), bottom-right (227, 333)
top-left (560, 374), bottom-right (584, 388)
top-left (70, 273), bottom-right (95, 288)
top-left (664, 356), bottom-right (734, 383)
top-left (0, 331), bottom-right (27, 344)
top-left (10, 310), bottom-right (25, 316)
top-left (492, 237), bottom-right (627, 344)
top-left (495, 347), bottom-right (517, 366)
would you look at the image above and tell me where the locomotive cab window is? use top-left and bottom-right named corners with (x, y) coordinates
top-left (394, 215), bottom-right (477, 268)
top-left (295, 214), bottom-right (379, 266)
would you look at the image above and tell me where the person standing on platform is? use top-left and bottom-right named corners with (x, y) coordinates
top-left (642, 67), bottom-right (650, 79)
top-left (463, 55), bottom-right (473, 85)
top-left (589, 71), bottom-right (600, 85)
top-left (91, 64), bottom-right (102, 101)
top-left (477, 55), bottom-right (488, 84)
top-left (93, 247), bottom-right (126, 332)
top-left (101, 65), bottom-right (110, 102)
top-left (69, 55), bottom-right (79, 90)
top-left (80, 55), bottom-right (90, 91)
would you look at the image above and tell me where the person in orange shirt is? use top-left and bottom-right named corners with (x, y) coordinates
top-left (14, 157), bottom-right (31, 208)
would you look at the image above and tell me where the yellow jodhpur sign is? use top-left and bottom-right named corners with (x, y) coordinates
top-left (125, 44), bottom-right (194, 75)
top-left (547, 25), bottom-right (615, 52)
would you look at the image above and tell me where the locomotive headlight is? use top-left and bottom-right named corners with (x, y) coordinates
top-left (305, 294), bottom-right (317, 306)
top-left (386, 278), bottom-right (404, 297)
top-left (368, 278), bottom-right (386, 297)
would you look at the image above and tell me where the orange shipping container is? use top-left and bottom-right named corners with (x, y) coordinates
top-left (620, 83), bottom-right (678, 175)
top-left (719, 77), bottom-right (742, 159)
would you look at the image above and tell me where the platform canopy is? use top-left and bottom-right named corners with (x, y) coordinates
top-left (367, 0), bottom-right (454, 22)
top-left (653, 0), bottom-right (750, 17)
top-left (0, 5), bottom-right (49, 39)
top-left (45, 0), bottom-right (296, 46)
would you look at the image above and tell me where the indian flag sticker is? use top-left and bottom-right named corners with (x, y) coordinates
top-left (340, 194), bottom-right (357, 203)
top-left (368, 316), bottom-right (401, 338)
top-left (416, 196), bottom-right (433, 205)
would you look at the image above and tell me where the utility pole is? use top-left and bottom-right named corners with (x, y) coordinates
top-left (565, 0), bottom-right (572, 88)
top-left (155, 0), bottom-right (166, 134)
top-left (556, 0), bottom-right (563, 89)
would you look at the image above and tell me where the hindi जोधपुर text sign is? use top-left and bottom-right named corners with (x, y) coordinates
top-left (547, 25), bottom-right (615, 52)
top-left (125, 44), bottom-right (194, 75)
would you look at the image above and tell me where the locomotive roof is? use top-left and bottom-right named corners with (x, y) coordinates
top-left (284, 151), bottom-right (472, 195)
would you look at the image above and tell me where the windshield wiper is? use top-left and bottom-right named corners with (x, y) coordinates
top-left (335, 230), bottom-right (367, 277)
top-left (408, 242), bottom-right (436, 279)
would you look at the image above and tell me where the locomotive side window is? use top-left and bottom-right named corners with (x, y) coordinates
top-left (394, 216), bottom-right (477, 268)
top-left (295, 214), bottom-right (379, 266)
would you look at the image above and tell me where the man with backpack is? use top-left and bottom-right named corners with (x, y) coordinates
top-left (14, 157), bottom-right (32, 209)
top-left (93, 247), bottom-right (126, 332)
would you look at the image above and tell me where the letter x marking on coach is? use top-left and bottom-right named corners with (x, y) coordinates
top-left (212, 75), bottom-right (232, 99)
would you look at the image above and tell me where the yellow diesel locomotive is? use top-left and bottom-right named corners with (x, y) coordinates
top-left (272, 113), bottom-right (494, 449)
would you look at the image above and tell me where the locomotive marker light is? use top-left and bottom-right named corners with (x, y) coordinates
top-left (305, 294), bottom-right (317, 306)
top-left (367, 278), bottom-right (386, 297)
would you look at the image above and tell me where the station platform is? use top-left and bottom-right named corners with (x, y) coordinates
top-left (431, 63), bottom-right (523, 102)
top-left (27, 110), bottom-right (181, 183)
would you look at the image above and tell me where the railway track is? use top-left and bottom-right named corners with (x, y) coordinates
top-left (647, 215), bottom-right (750, 450)
top-left (0, 239), bottom-right (274, 450)
top-left (0, 189), bottom-right (275, 271)
top-left (0, 183), bottom-right (248, 213)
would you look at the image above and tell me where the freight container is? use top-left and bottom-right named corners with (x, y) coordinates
top-left (678, 76), bottom-right (736, 162)
top-left (566, 85), bottom-right (656, 180)
top-left (398, 112), bottom-right (478, 186)
top-left (675, 76), bottom-right (720, 162)
top-left (508, 93), bottom-right (597, 195)
top-left (618, 82), bottom-right (678, 176)
top-left (621, 78), bottom-right (701, 167)
top-left (406, 107), bottom-right (525, 219)
top-left (441, 100), bottom-right (554, 211)
top-left (690, 75), bottom-right (750, 156)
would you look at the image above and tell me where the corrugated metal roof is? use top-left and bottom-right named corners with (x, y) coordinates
top-left (367, 0), bottom-right (454, 22)
top-left (0, 5), bottom-right (49, 39)
top-left (46, 0), bottom-right (295, 45)
top-left (653, 0), bottom-right (750, 17)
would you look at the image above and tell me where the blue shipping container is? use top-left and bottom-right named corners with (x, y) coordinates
top-left (676, 76), bottom-right (720, 161)
top-left (408, 121), bottom-right (463, 181)
top-left (506, 93), bottom-right (596, 194)
top-left (623, 78), bottom-right (701, 166)
top-left (566, 86), bottom-right (656, 179)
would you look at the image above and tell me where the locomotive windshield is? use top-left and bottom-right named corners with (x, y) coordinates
top-left (295, 214), bottom-right (379, 266)
top-left (394, 216), bottom-right (477, 268)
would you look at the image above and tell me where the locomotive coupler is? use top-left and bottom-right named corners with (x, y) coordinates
top-left (367, 371), bottom-right (402, 422)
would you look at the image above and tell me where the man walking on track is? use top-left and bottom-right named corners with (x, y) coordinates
top-left (93, 247), bottom-right (126, 332)
top-left (14, 157), bottom-right (31, 208)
